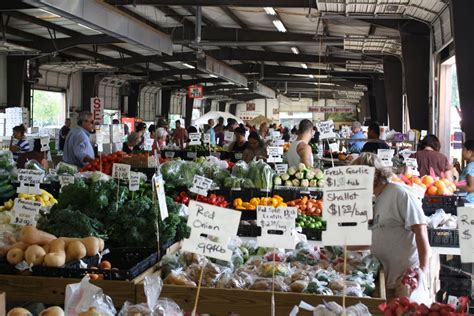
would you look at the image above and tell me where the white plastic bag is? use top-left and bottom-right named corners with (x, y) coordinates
top-left (289, 301), bottom-right (371, 316)
top-left (409, 270), bottom-right (432, 306)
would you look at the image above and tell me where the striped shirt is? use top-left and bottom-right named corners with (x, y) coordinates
top-left (12, 139), bottom-right (30, 161)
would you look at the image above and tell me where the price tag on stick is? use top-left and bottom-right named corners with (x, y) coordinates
top-left (267, 146), bottom-right (284, 163)
top-left (129, 172), bottom-right (140, 192)
top-left (59, 175), bottom-right (75, 189)
top-left (181, 200), bottom-right (241, 261)
top-left (275, 164), bottom-right (288, 175)
top-left (257, 206), bottom-right (298, 249)
top-left (153, 174), bottom-right (168, 220)
top-left (190, 175), bottom-right (213, 196)
top-left (40, 136), bottom-right (50, 152)
top-left (322, 166), bottom-right (374, 246)
top-left (17, 169), bottom-right (44, 195)
top-left (112, 163), bottom-right (131, 180)
top-left (458, 207), bottom-right (474, 263)
top-left (189, 133), bottom-right (202, 146)
top-left (317, 120), bottom-right (336, 140)
top-left (203, 134), bottom-right (211, 144)
top-left (10, 198), bottom-right (41, 227)
top-left (377, 149), bottom-right (395, 167)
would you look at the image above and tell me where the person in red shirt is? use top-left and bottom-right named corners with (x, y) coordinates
top-left (415, 134), bottom-right (453, 180)
top-left (172, 120), bottom-right (188, 148)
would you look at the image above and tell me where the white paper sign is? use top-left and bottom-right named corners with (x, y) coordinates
top-left (153, 174), bottom-right (168, 220)
top-left (129, 172), bottom-right (140, 191)
top-left (181, 200), bottom-right (241, 261)
top-left (317, 120), bottom-right (336, 140)
top-left (111, 124), bottom-right (124, 143)
top-left (377, 149), bottom-right (395, 167)
top-left (405, 158), bottom-right (420, 176)
top-left (267, 146), bottom-right (284, 163)
top-left (275, 164), bottom-right (288, 175)
top-left (17, 169), bottom-right (44, 195)
top-left (412, 183), bottom-right (426, 200)
top-left (224, 131), bottom-right (234, 142)
top-left (272, 139), bottom-right (285, 146)
top-left (329, 142), bottom-right (339, 153)
top-left (341, 126), bottom-right (351, 138)
top-left (59, 175), bottom-right (75, 188)
top-left (40, 136), bottom-right (50, 152)
top-left (189, 133), bottom-right (202, 146)
top-left (458, 207), bottom-right (474, 263)
top-left (257, 206), bottom-right (298, 249)
top-left (190, 175), bottom-right (213, 196)
top-left (272, 131), bottom-right (281, 139)
top-left (399, 149), bottom-right (416, 160)
top-left (144, 138), bottom-right (154, 151)
top-left (322, 166), bottom-right (374, 246)
top-left (112, 163), bottom-right (131, 180)
top-left (203, 134), bottom-right (211, 144)
top-left (10, 198), bottom-right (41, 227)
top-left (97, 143), bottom-right (103, 153)
top-left (165, 151), bottom-right (175, 158)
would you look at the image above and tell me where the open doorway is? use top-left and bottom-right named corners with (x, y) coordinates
top-left (439, 56), bottom-right (462, 163)
top-left (32, 89), bottom-right (66, 129)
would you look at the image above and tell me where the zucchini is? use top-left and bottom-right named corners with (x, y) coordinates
top-left (0, 184), bottom-right (14, 194)
top-left (0, 188), bottom-right (15, 199)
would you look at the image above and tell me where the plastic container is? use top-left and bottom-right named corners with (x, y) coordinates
top-left (422, 195), bottom-right (458, 216)
top-left (428, 229), bottom-right (459, 248)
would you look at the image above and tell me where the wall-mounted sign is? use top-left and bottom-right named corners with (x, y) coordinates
top-left (188, 85), bottom-right (203, 99)
top-left (309, 106), bottom-right (354, 113)
top-left (246, 102), bottom-right (256, 111)
top-left (91, 97), bottom-right (104, 125)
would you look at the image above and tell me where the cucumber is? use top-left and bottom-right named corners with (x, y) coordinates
top-left (0, 184), bottom-right (14, 194)
top-left (0, 188), bottom-right (15, 199)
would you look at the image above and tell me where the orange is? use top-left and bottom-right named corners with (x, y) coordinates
top-left (436, 186), bottom-right (448, 196)
top-left (422, 176), bottom-right (435, 186)
top-left (434, 180), bottom-right (447, 189)
top-left (442, 178), bottom-right (451, 185)
top-left (427, 186), bottom-right (438, 196)
top-left (413, 178), bottom-right (423, 186)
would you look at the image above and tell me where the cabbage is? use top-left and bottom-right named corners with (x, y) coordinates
top-left (181, 162), bottom-right (203, 187)
top-left (274, 176), bottom-right (282, 186)
top-left (292, 179), bottom-right (300, 186)
top-left (232, 160), bottom-right (249, 178)
top-left (241, 178), bottom-right (255, 188)
top-left (288, 166), bottom-right (297, 176)
top-left (298, 163), bottom-right (307, 172)
top-left (305, 170), bottom-right (315, 180)
top-left (213, 169), bottom-right (230, 186)
top-left (281, 173), bottom-right (290, 181)
top-left (295, 172), bottom-right (304, 180)
top-left (285, 180), bottom-right (293, 187)
top-left (301, 179), bottom-right (309, 187)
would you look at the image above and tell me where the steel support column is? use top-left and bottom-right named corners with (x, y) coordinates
top-left (161, 89), bottom-right (171, 119)
top-left (185, 97), bottom-right (194, 127)
top-left (383, 57), bottom-right (403, 131)
top-left (452, 0), bottom-right (474, 138)
top-left (6, 56), bottom-right (27, 107)
top-left (373, 76), bottom-right (388, 125)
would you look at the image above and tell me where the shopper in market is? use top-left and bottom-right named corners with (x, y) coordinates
top-left (17, 139), bottom-right (48, 169)
top-left (62, 111), bottom-right (95, 167)
top-left (348, 121), bottom-right (366, 153)
top-left (58, 118), bottom-right (71, 151)
top-left (225, 118), bottom-right (238, 132)
top-left (415, 134), bottom-right (453, 180)
top-left (259, 122), bottom-right (269, 140)
top-left (287, 119), bottom-right (315, 168)
top-left (122, 132), bottom-right (141, 154)
top-left (458, 140), bottom-right (474, 203)
top-left (215, 123), bottom-right (225, 146)
top-left (352, 152), bottom-right (430, 298)
top-left (10, 124), bottom-right (30, 162)
top-left (172, 120), bottom-right (187, 148)
top-left (228, 126), bottom-right (248, 153)
top-left (242, 131), bottom-right (267, 162)
top-left (207, 118), bottom-right (216, 145)
top-left (361, 122), bottom-right (390, 153)
top-left (135, 122), bottom-right (147, 150)
top-left (156, 118), bottom-right (169, 150)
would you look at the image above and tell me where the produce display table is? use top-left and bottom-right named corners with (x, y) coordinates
top-left (136, 272), bottom-right (386, 316)
top-left (0, 265), bottom-right (156, 308)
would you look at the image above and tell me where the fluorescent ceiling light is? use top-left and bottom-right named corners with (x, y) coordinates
top-left (309, 74), bottom-right (314, 78)
top-left (38, 9), bottom-right (60, 18)
top-left (291, 47), bottom-right (299, 55)
top-left (301, 63), bottom-right (308, 69)
top-left (77, 23), bottom-right (101, 34)
top-left (209, 74), bottom-right (218, 78)
top-left (272, 20), bottom-right (286, 33)
top-left (314, 74), bottom-right (329, 79)
top-left (264, 7), bottom-right (277, 15)
top-left (182, 63), bottom-right (195, 69)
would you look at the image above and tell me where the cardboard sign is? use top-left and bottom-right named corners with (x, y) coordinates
top-left (144, 138), bottom-right (154, 151)
top-left (17, 169), bottom-right (44, 195)
top-left (224, 131), bottom-right (234, 142)
top-left (11, 198), bottom-right (41, 227)
top-left (112, 163), bottom-right (131, 180)
top-left (91, 97), bottom-right (104, 125)
top-left (322, 166), bottom-right (374, 246)
top-left (317, 120), bottom-right (336, 140)
top-left (129, 172), bottom-right (140, 191)
top-left (257, 206), bottom-right (298, 249)
top-left (189, 133), bottom-right (202, 146)
top-left (181, 200), bottom-right (241, 261)
top-left (153, 174), bottom-right (168, 220)
top-left (275, 164), bottom-right (288, 175)
top-left (190, 175), bottom-right (213, 196)
top-left (203, 133), bottom-right (211, 145)
top-left (59, 175), bottom-right (75, 188)
top-left (40, 136), bottom-right (50, 152)
top-left (458, 207), bottom-right (474, 263)
top-left (267, 146), bottom-right (284, 163)
top-left (377, 149), bottom-right (395, 167)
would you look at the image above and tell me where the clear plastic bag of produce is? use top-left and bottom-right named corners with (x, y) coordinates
top-left (249, 276), bottom-right (289, 292)
top-left (186, 260), bottom-right (223, 287)
top-left (212, 169), bottom-right (230, 187)
top-left (232, 160), bottom-right (249, 178)
top-left (248, 159), bottom-right (275, 190)
top-left (215, 268), bottom-right (248, 289)
top-left (56, 161), bottom-right (78, 176)
top-left (224, 176), bottom-right (241, 189)
top-left (158, 253), bottom-right (184, 279)
top-left (289, 301), bottom-right (371, 316)
top-left (258, 261), bottom-right (291, 277)
top-left (24, 159), bottom-right (45, 172)
top-left (0, 150), bottom-right (15, 171)
top-left (163, 269), bottom-right (197, 287)
top-left (305, 278), bottom-right (334, 295)
top-left (119, 275), bottom-right (183, 316)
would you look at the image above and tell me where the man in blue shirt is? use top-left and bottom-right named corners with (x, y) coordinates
top-left (208, 119), bottom-right (216, 145)
top-left (63, 111), bottom-right (95, 167)
top-left (348, 121), bottom-right (366, 153)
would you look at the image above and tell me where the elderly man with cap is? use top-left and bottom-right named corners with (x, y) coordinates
top-left (122, 132), bottom-right (141, 154)
top-left (348, 121), bottom-right (366, 153)
top-left (156, 118), bottom-right (169, 150)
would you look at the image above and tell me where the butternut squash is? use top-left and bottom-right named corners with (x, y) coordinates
top-left (24, 245), bottom-right (46, 266)
top-left (43, 252), bottom-right (66, 267)
top-left (66, 240), bottom-right (86, 262)
top-left (39, 306), bottom-right (64, 316)
top-left (7, 307), bottom-right (33, 316)
top-left (42, 244), bottom-right (50, 253)
top-left (82, 237), bottom-right (100, 257)
top-left (98, 238), bottom-right (105, 252)
top-left (20, 226), bottom-right (56, 245)
top-left (6, 248), bottom-right (24, 265)
top-left (49, 238), bottom-right (65, 253)
top-left (58, 237), bottom-right (81, 245)
top-left (1, 242), bottom-right (28, 257)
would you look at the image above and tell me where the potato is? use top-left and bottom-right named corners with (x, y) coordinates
top-left (39, 306), bottom-right (64, 316)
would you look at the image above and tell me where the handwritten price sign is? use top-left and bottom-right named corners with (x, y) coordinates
top-left (257, 206), bottom-right (298, 249)
top-left (11, 198), bottom-right (41, 227)
top-left (181, 200), bottom-right (241, 261)
top-left (112, 163), bottom-right (131, 180)
top-left (458, 207), bottom-right (474, 263)
top-left (189, 133), bottom-right (202, 146)
top-left (17, 169), bottom-right (44, 195)
top-left (317, 120), bottom-right (336, 140)
top-left (190, 175), bottom-right (213, 196)
top-left (323, 166), bottom-right (374, 246)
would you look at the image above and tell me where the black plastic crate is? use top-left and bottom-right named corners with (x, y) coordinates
top-left (237, 224), bottom-right (261, 237)
top-left (422, 196), bottom-right (458, 216)
top-left (0, 257), bottom-right (18, 275)
top-left (428, 229), bottom-right (459, 248)
top-left (301, 228), bottom-right (323, 241)
top-left (31, 247), bottom-right (158, 280)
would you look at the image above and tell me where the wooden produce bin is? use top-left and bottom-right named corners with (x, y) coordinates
top-left (0, 265), bottom-right (156, 308)
top-left (136, 271), bottom-right (386, 316)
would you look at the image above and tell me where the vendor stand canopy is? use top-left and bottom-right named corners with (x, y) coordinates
top-left (193, 111), bottom-right (243, 126)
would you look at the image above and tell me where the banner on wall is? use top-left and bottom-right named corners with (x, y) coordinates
top-left (91, 97), bottom-right (104, 125)
top-left (121, 117), bottom-right (135, 133)
top-left (239, 111), bottom-right (261, 121)
top-left (308, 106), bottom-right (354, 113)
top-left (187, 85), bottom-right (203, 99)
